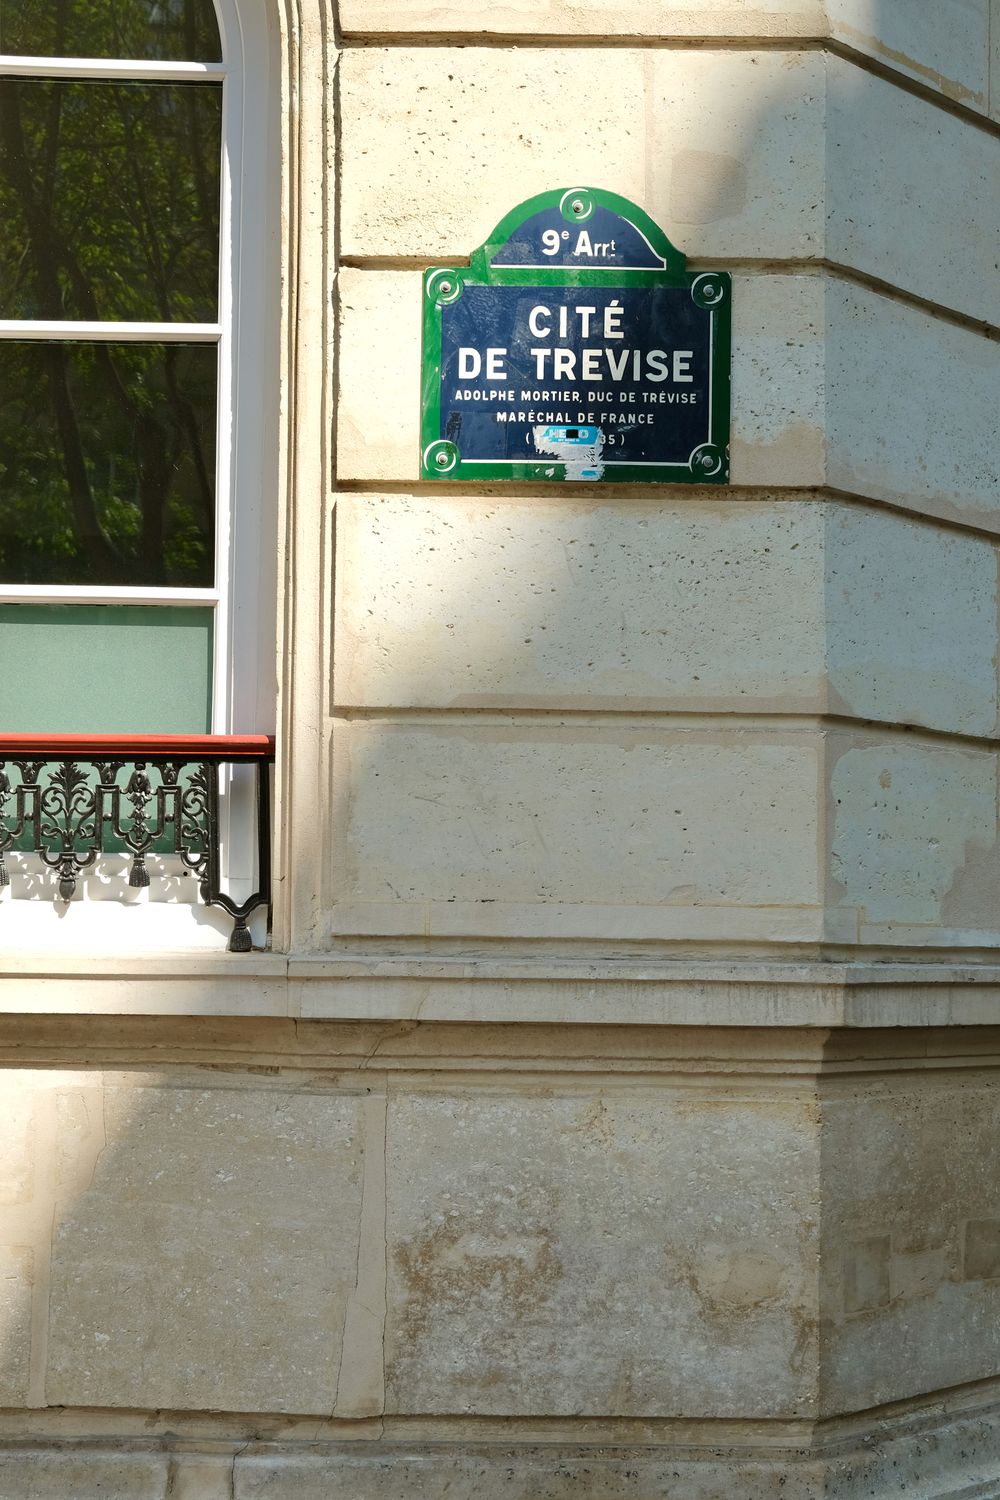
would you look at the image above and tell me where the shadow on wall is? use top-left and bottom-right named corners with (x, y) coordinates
top-left (0, 1019), bottom-right (830, 1492)
top-left (0, 1034), bottom-right (380, 1488)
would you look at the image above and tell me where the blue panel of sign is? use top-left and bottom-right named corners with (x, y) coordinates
top-left (440, 285), bottom-right (713, 476)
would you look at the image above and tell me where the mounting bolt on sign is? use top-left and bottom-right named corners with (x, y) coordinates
top-left (420, 187), bottom-right (731, 484)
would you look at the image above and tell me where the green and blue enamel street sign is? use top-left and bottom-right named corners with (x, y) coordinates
top-left (420, 187), bottom-right (730, 484)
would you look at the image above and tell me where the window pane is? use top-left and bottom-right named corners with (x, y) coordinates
top-left (0, 342), bottom-right (216, 587)
top-left (0, 0), bottom-right (222, 62)
top-left (0, 81), bottom-right (221, 321)
top-left (0, 603), bottom-right (213, 731)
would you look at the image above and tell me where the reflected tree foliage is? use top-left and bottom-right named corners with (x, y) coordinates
top-left (0, 82), bottom-right (220, 321)
top-left (0, 343), bottom-right (216, 585)
top-left (0, 0), bottom-right (221, 62)
top-left (0, 74), bottom-right (221, 586)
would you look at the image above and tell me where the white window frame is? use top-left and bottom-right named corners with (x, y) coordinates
top-left (0, 1), bottom-right (278, 948)
top-left (0, 0), bottom-right (277, 740)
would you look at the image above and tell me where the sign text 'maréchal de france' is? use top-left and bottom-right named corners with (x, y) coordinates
top-left (420, 187), bottom-right (730, 484)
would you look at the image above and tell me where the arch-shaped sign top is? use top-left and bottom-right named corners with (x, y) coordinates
top-left (477, 187), bottom-right (685, 276)
top-left (421, 187), bottom-right (731, 484)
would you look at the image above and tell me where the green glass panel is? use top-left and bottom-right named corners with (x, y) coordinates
top-left (0, 0), bottom-right (222, 63)
top-left (0, 603), bottom-right (212, 731)
top-left (0, 342), bottom-right (216, 587)
top-left (0, 81), bottom-right (220, 321)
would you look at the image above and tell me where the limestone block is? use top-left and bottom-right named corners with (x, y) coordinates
top-left (824, 279), bottom-right (1000, 532)
top-left (163, 1455), bottom-right (241, 1499)
top-left (645, 51), bottom-right (825, 260)
top-left (820, 1074), bottom-right (1000, 1412)
top-left (826, 55), bottom-right (1000, 324)
top-left (0, 1246), bottom-right (33, 1406)
top-left (236, 1446), bottom-right (827, 1497)
top-left (336, 269), bottom-right (419, 484)
top-left (0, 1450), bottom-right (169, 1498)
top-left (330, 719), bottom-right (1000, 950)
top-left (0, 1074), bottom-right (67, 1407)
top-left (827, 0), bottom-right (992, 114)
top-left (735, 278), bottom-right (1000, 528)
top-left (6, 1395), bottom-right (1000, 1497)
top-left (338, 0), bottom-right (991, 119)
top-left (334, 494), bottom-right (998, 735)
top-left (383, 1088), bottom-right (819, 1416)
top-left (339, 49), bottom-right (648, 261)
top-left (0, 1074), bottom-right (38, 1207)
top-left (824, 504), bottom-right (998, 738)
top-left (333, 494), bottom-right (828, 712)
top-left (55, 1083), bottom-right (108, 1193)
top-left (339, 50), bottom-right (824, 262)
top-left (827, 733), bottom-right (1000, 943)
top-left (46, 1080), bottom-right (368, 1413)
top-left (338, 0), bottom-right (828, 41)
top-left (728, 274), bottom-right (826, 490)
top-left (330, 721), bottom-right (823, 942)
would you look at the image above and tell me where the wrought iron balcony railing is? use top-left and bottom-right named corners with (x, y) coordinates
top-left (0, 734), bottom-right (274, 953)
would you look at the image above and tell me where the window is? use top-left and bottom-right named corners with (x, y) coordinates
top-left (0, 0), bottom-right (277, 947)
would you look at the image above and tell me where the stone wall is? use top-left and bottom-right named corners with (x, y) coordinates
top-left (1, 0), bottom-right (999, 1495)
top-left (5, 1021), bottom-right (1000, 1493)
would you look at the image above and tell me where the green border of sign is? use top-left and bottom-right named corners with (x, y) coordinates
top-left (420, 187), bottom-right (731, 484)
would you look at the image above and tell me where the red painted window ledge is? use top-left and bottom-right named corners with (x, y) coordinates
top-left (0, 734), bottom-right (275, 763)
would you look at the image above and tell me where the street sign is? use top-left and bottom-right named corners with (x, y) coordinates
top-left (420, 187), bottom-right (730, 484)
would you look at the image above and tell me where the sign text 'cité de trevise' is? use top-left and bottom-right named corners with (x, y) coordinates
top-left (420, 187), bottom-right (730, 483)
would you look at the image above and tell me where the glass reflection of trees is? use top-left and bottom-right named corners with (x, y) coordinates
top-left (0, 343), bottom-right (216, 586)
top-left (0, 82), bottom-right (220, 321)
top-left (0, 58), bottom-right (221, 587)
top-left (0, 0), bottom-right (222, 62)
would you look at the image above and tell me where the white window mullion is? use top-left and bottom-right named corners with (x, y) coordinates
top-left (0, 321), bottom-right (221, 342)
top-left (0, 57), bottom-right (225, 82)
top-left (0, 586), bottom-right (220, 606)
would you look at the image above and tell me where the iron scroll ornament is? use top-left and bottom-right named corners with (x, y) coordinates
top-left (421, 187), bottom-right (731, 485)
top-left (0, 735), bottom-right (273, 953)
